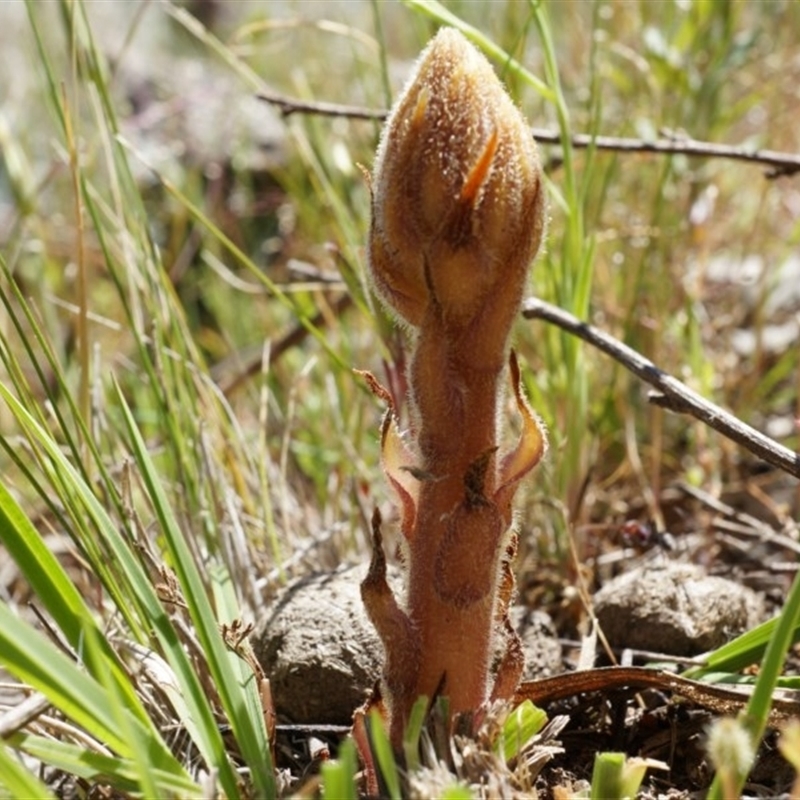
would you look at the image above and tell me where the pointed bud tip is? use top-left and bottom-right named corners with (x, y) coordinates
top-left (368, 27), bottom-right (546, 332)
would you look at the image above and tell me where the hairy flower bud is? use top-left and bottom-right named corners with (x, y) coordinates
top-left (368, 27), bottom-right (545, 336)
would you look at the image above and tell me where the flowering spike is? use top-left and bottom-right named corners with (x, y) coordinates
top-left (368, 27), bottom-right (545, 335)
top-left (361, 27), bottom-right (547, 746)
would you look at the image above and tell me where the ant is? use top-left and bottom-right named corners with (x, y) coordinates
top-left (618, 519), bottom-right (677, 554)
top-left (576, 519), bottom-right (680, 568)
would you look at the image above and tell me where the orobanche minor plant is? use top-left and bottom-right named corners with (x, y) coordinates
top-left (360, 28), bottom-right (547, 748)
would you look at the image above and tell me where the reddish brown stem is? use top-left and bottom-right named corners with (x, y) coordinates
top-left (361, 28), bottom-right (547, 749)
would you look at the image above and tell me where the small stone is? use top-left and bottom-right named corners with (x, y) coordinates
top-left (593, 563), bottom-right (764, 656)
top-left (251, 567), bottom-right (387, 725)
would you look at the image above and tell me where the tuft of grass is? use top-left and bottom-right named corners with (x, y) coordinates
top-left (320, 738), bottom-right (359, 800)
top-left (588, 751), bottom-right (665, 800)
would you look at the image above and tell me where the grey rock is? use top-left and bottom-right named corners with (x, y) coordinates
top-left (252, 567), bottom-right (386, 725)
top-left (593, 563), bottom-right (764, 656)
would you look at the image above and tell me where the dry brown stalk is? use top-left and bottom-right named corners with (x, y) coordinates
top-left (359, 28), bottom-right (547, 747)
top-left (257, 90), bottom-right (800, 179)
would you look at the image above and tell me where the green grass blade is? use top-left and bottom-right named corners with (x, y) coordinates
top-left (117, 143), bottom-right (347, 375)
top-left (0, 464), bottom-right (192, 796)
top-left (707, 566), bottom-right (800, 799)
top-left (0, 603), bottom-right (142, 760)
top-left (0, 744), bottom-right (56, 800)
top-left (590, 751), bottom-right (656, 800)
top-left (0, 384), bottom-right (241, 797)
top-left (24, 0), bottom-right (67, 138)
top-left (403, 694), bottom-right (429, 773)
top-left (116, 383), bottom-right (276, 798)
top-left (684, 615), bottom-right (800, 678)
top-left (369, 710), bottom-right (402, 800)
top-left (6, 732), bottom-right (201, 797)
top-left (0, 475), bottom-right (181, 775)
top-left (80, 621), bottom-right (161, 800)
top-left (210, 560), bottom-right (276, 776)
top-left (494, 700), bottom-right (547, 763)
top-left (441, 787), bottom-right (475, 800)
top-left (0, 479), bottom-right (99, 653)
top-left (590, 752), bottom-right (628, 800)
top-left (321, 738), bottom-right (358, 800)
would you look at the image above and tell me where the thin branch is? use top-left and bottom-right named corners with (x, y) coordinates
top-left (542, 131), bottom-right (800, 178)
top-left (521, 297), bottom-right (800, 480)
top-left (258, 90), bottom-right (383, 122)
top-left (257, 89), bottom-right (800, 177)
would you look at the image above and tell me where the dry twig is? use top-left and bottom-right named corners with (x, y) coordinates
top-left (522, 297), bottom-right (800, 480)
top-left (516, 666), bottom-right (800, 724)
top-left (257, 89), bottom-right (800, 178)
